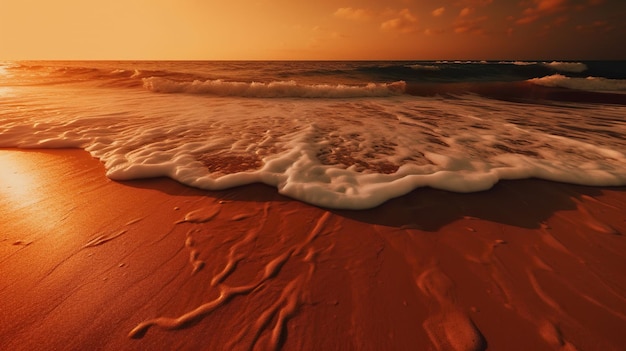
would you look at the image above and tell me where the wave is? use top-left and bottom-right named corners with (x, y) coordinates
top-left (407, 64), bottom-right (440, 71)
top-left (510, 61), bottom-right (537, 66)
top-left (528, 74), bottom-right (626, 93)
top-left (497, 61), bottom-right (587, 73)
top-left (3, 89), bottom-right (625, 209)
top-left (542, 61), bottom-right (588, 73)
top-left (8, 61), bottom-right (626, 93)
top-left (433, 60), bottom-right (587, 72)
top-left (142, 77), bottom-right (407, 98)
top-left (357, 60), bottom-right (602, 84)
top-left (434, 60), bottom-right (489, 64)
top-left (3, 62), bottom-right (626, 209)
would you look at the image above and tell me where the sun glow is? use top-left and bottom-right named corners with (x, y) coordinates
top-left (0, 63), bottom-right (16, 96)
top-left (0, 152), bottom-right (42, 205)
top-left (0, 151), bottom-right (68, 237)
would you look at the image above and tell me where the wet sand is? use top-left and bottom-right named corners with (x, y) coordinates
top-left (1, 148), bottom-right (625, 351)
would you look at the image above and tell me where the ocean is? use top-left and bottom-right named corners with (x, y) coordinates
top-left (1, 60), bottom-right (625, 209)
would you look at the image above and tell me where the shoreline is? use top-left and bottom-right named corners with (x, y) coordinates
top-left (1, 148), bottom-right (625, 350)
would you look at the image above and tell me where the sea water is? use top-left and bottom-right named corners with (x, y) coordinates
top-left (1, 60), bottom-right (625, 209)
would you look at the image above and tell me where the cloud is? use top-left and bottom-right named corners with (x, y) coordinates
top-left (552, 15), bottom-right (569, 26)
top-left (381, 9), bottom-right (418, 33)
top-left (454, 0), bottom-right (490, 21)
top-left (459, 7), bottom-right (473, 17)
top-left (455, 0), bottom-right (493, 6)
top-left (424, 28), bottom-right (446, 35)
top-left (334, 7), bottom-right (373, 21)
top-left (432, 7), bottom-right (445, 17)
top-left (516, 0), bottom-right (568, 25)
top-left (576, 20), bottom-right (616, 33)
top-left (574, 0), bottom-right (606, 11)
top-left (454, 16), bottom-right (489, 34)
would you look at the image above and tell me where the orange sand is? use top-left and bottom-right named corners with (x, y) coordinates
top-left (1, 148), bottom-right (625, 351)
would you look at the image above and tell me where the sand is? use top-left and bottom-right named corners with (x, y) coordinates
top-left (1, 148), bottom-right (625, 351)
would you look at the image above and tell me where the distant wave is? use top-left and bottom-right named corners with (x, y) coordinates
top-left (407, 64), bottom-right (440, 71)
top-left (509, 61), bottom-right (537, 66)
top-left (497, 61), bottom-right (587, 72)
top-left (142, 77), bottom-right (406, 98)
top-left (528, 74), bottom-right (626, 92)
top-left (542, 61), bottom-right (588, 73)
top-left (435, 60), bottom-right (489, 64)
top-left (10, 61), bottom-right (625, 92)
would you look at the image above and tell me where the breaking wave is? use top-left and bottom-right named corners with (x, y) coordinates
top-left (528, 74), bottom-right (626, 92)
top-left (510, 61), bottom-right (537, 66)
top-left (542, 61), bottom-right (588, 73)
top-left (142, 77), bottom-right (406, 98)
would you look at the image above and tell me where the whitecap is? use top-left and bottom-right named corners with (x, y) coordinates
top-left (528, 74), bottom-right (626, 92)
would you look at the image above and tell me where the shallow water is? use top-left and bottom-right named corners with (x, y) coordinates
top-left (1, 60), bottom-right (625, 209)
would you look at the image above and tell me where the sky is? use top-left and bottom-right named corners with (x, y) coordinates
top-left (1, 0), bottom-right (624, 60)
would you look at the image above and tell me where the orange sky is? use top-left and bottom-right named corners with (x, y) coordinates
top-left (1, 0), bottom-right (624, 60)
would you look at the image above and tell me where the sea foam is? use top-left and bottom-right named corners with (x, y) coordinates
top-left (542, 61), bottom-right (588, 73)
top-left (142, 77), bottom-right (406, 98)
top-left (408, 64), bottom-right (440, 71)
top-left (2, 82), bottom-right (625, 209)
top-left (2, 61), bottom-right (626, 209)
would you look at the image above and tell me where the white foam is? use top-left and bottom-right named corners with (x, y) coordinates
top-left (542, 61), bottom-right (588, 73)
top-left (1, 78), bottom-right (625, 210)
top-left (435, 61), bottom-right (490, 65)
top-left (528, 74), bottom-right (626, 92)
top-left (408, 64), bottom-right (440, 71)
top-left (142, 77), bottom-right (406, 98)
top-left (505, 61), bottom-right (537, 66)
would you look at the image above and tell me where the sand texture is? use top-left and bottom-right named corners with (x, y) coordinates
top-left (1, 149), bottom-right (625, 350)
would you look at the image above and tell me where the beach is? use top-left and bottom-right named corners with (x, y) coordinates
top-left (1, 148), bottom-right (625, 350)
top-left (2, 0), bottom-right (626, 344)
